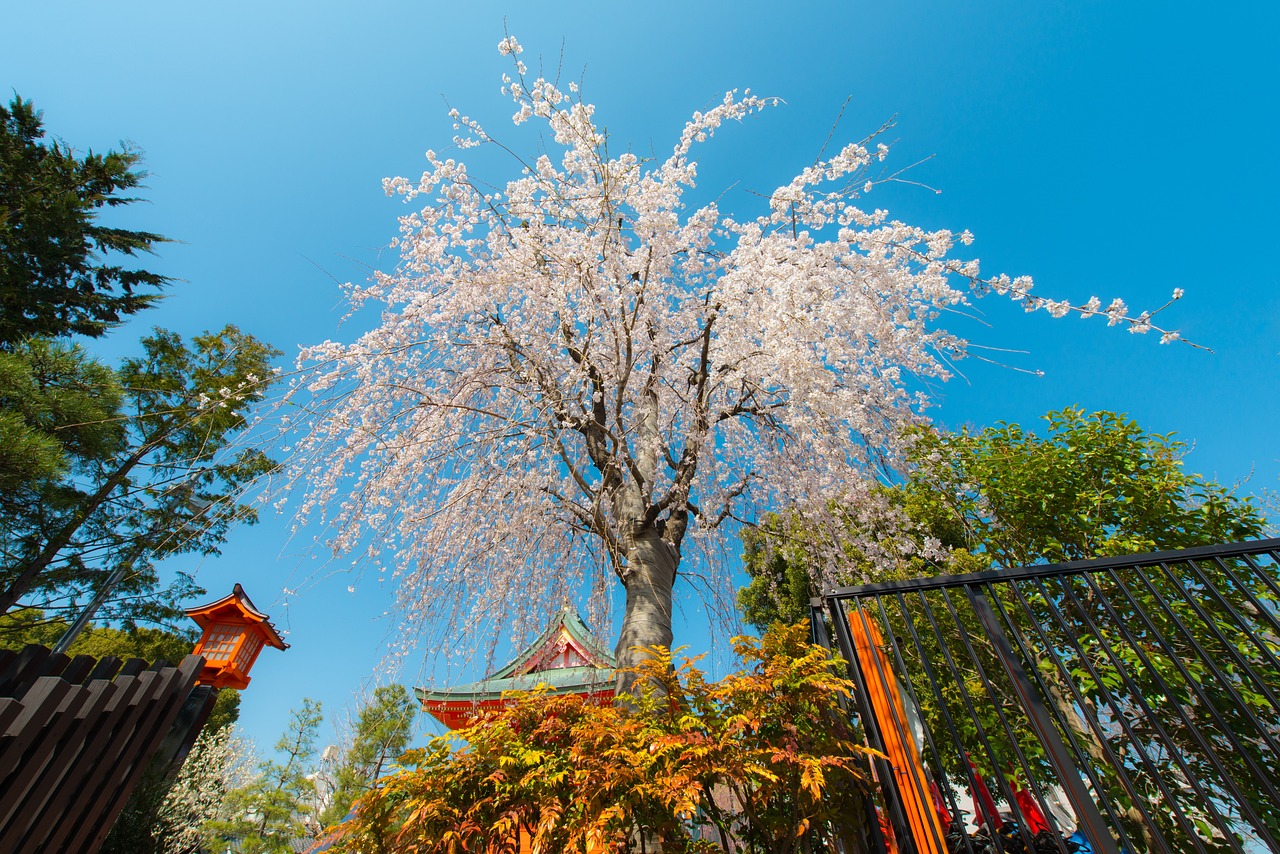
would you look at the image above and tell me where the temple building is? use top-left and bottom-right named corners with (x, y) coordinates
top-left (417, 606), bottom-right (617, 729)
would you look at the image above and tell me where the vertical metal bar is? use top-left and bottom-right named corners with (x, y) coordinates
top-left (813, 598), bottom-right (891, 854)
top-left (1034, 576), bottom-right (1208, 851)
top-left (935, 587), bottom-right (1049, 854)
top-left (968, 584), bottom-right (1074, 854)
top-left (811, 600), bottom-right (833, 655)
top-left (827, 597), bottom-right (898, 854)
top-left (853, 598), bottom-right (949, 854)
top-left (1019, 576), bottom-right (1180, 853)
top-left (910, 589), bottom-right (1012, 836)
top-left (816, 543), bottom-right (1280, 854)
top-left (895, 591), bottom-right (986, 853)
top-left (1130, 563), bottom-right (1280, 757)
top-left (1151, 562), bottom-right (1280, 749)
top-left (1106, 565), bottom-right (1278, 777)
top-left (1182, 559), bottom-right (1280, 692)
top-left (1053, 573), bottom-right (1245, 852)
top-left (992, 580), bottom-right (1140, 851)
top-left (1215, 556), bottom-right (1280, 639)
top-left (1087, 569), bottom-right (1280, 849)
top-left (879, 594), bottom-right (979, 854)
top-left (1252, 552), bottom-right (1280, 603)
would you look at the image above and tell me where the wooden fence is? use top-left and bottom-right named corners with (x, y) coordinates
top-left (0, 644), bottom-right (215, 853)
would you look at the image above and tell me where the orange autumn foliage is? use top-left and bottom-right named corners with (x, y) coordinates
top-left (330, 623), bottom-right (876, 853)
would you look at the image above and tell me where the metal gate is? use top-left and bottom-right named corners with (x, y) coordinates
top-left (815, 539), bottom-right (1280, 854)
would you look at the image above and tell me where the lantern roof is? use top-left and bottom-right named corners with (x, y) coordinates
top-left (185, 583), bottom-right (289, 650)
top-left (417, 606), bottom-right (615, 727)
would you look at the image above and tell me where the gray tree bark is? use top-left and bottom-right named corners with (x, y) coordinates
top-left (613, 522), bottom-right (680, 698)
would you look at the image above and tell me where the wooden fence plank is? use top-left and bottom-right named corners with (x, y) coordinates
top-left (61, 654), bottom-right (98, 685)
top-left (0, 648), bottom-right (209, 854)
top-left (0, 697), bottom-right (21, 734)
top-left (0, 676), bottom-right (87, 836)
top-left (35, 670), bottom-right (167, 853)
top-left (0, 645), bottom-right (54, 697)
top-left (86, 655), bottom-right (123, 683)
top-left (5, 678), bottom-right (120, 851)
top-left (0, 677), bottom-right (75, 833)
top-left (65, 658), bottom-right (201, 853)
top-left (20, 672), bottom-right (155, 853)
top-left (80, 657), bottom-right (203, 852)
top-left (18, 676), bottom-right (146, 853)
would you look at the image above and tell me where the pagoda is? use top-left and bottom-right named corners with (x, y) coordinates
top-left (417, 607), bottom-right (616, 729)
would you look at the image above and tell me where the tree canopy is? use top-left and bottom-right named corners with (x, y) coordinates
top-left (286, 37), bottom-right (1182, 686)
top-left (0, 95), bottom-right (170, 347)
top-left (740, 407), bottom-right (1267, 629)
top-left (0, 325), bottom-right (279, 628)
top-left (0, 95), bottom-right (281, 633)
top-left (206, 698), bottom-right (324, 854)
top-left (320, 684), bottom-right (417, 829)
top-left (0, 338), bottom-right (122, 514)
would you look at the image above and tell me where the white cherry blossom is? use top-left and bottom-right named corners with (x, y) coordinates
top-left (283, 38), bottom-right (1187, 688)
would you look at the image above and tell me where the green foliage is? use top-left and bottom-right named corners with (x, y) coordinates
top-left (321, 684), bottom-right (417, 828)
top-left (906, 407), bottom-right (1265, 566)
top-left (740, 408), bottom-right (1274, 850)
top-left (740, 407), bottom-right (1266, 630)
top-left (0, 338), bottom-right (122, 504)
top-left (1, 606), bottom-right (186, 657)
top-left (207, 698), bottom-right (325, 854)
top-left (334, 624), bottom-right (874, 854)
top-left (0, 96), bottom-right (170, 347)
top-left (0, 325), bottom-right (280, 627)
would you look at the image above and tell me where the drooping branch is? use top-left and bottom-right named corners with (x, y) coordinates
top-left (282, 34), bottom-right (1186, 673)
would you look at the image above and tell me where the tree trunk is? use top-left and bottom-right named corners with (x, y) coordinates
top-left (614, 524), bottom-right (679, 698)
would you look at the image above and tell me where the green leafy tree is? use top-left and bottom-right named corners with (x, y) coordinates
top-left (0, 339), bottom-right (123, 508)
top-left (320, 685), bottom-right (417, 828)
top-left (0, 325), bottom-right (280, 626)
top-left (0, 95), bottom-right (170, 347)
top-left (741, 408), bottom-right (1274, 850)
top-left (740, 407), bottom-right (1265, 627)
top-left (207, 698), bottom-right (324, 854)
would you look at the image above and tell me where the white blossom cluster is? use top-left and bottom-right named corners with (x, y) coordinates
top-left (283, 36), bottom-right (1187, 657)
top-left (153, 726), bottom-right (256, 853)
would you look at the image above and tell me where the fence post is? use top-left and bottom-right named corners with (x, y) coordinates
top-left (965, 584), bottom-right (1119, 854)
top-left (812, 601), bottom-right (889, 854)
top-left (828, 597), bottom-right (923, 854)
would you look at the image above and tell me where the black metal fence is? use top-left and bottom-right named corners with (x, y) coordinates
top-left (815, 539), bottom-right (1280, 854)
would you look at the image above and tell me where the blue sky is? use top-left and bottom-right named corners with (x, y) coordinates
top-left (5, 1), bottom-right (1278, 755)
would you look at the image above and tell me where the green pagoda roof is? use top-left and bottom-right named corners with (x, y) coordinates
top-left (416, 607), bottom-right (616, 721)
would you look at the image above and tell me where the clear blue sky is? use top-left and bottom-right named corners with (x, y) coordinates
top-left (5, 1), bottom-right (1278, 756)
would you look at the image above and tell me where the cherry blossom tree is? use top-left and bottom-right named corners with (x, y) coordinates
top-left (286, 36), bottom-right (1182, 691)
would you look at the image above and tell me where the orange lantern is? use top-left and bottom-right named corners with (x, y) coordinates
top-left (186, 583), bottom-right (289, 689)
